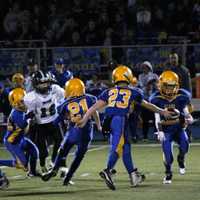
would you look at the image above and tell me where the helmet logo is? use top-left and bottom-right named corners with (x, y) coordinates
top-left (123, 72), bottom-right (130, 83)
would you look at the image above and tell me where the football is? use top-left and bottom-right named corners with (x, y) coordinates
top-left (167, 108), bottom-right (180, 120)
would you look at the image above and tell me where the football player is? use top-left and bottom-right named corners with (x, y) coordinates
top-left (0, 170), bottom-right (9, 189)
top-left (24, 70), bottom-right (66, 173)
top-left (150, 71), bottom-right (193, 184)
top-left (0, 88), bottom-right (39, 176)
top-left (41, 78), bottom-right (101, 186)
top-left (77, 65), bottom-right (172, 190)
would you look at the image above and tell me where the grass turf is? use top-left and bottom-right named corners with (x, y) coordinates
top-left (0, 144), bottom-right (200, 200)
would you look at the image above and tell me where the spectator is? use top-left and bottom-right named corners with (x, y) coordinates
top-left (97, 11), bottom-right (110, 41)
top-left (56, 17), bottom-right (78, 46)
top-left (136, 6), bottom-right (151, 27)
top-left (83, 19), bottom-right (100, 45)
top-left (69, 31), bottom-right (83, 46)
top-left (50, 58), bottom-right (73, 88)
top-left (164, 53), bottom-right (192, 94)
top-left (0, 82), bottom-right (11, 119)
top-left (111, 13), bottom-right (126, 45)
top-left (138, 61), bottom-right (158, 140)
top-left (24, 59), bottom-right (39, 92)
top-left (31, 5), bottom-right (45, 40)
top-left (103, 28), bottom-right (113, 46)
top-left (3, 3), bottom-right (21, 40)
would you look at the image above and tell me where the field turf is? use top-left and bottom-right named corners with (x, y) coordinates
top-left (0, 143), bottom-right (200, 200)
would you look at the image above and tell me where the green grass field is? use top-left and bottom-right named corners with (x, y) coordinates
top-left (1, 143), bottom-right (200, 200)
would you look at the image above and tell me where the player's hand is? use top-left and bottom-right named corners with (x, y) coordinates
top-left (97, 125), bottom-right (102, 132)
top-left (7, 124), bottom-right (13, 131)
top-left (182, 114), bottom-right (193, 127)
top-left (160, 110), bottom-right (174, 120)
top-left (25, 111), bottom-right (35, 120)
top-left (154, 131), bottom-right (165, 142)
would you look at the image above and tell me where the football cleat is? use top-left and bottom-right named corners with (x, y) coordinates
top-left (62, 175), bottom-right (75, 186)
top-left (110, 169), bottom-right (117, 175)
top-left (177, 154), bottom-right (186, 175)
top-left (163, 173), bottom-right (172, 184)
top-left (41, 169), bottom-right (58, 182)
top-left (60, 167), bottom-right (69, 178)
top-left (41, 166), bottom-right (48, 173)
top-left (63, 179), bottom-right (75, 186)
top-left (99, 169), bottom-right (116, 190)
top-left (129, 169), bottom-right (145, 187)
top-left (27, 171), bottom-right (41, 178)
top-left (0, 174), bottom-right (9, 189)
top-left (179, 168), bottom-right (186, 175)
top-left (63, 178), bottom-right (70, 186)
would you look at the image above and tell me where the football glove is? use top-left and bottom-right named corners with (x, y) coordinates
top-left (25, 111), bottom-right (35, 120)
top-left (154, 131), bottom-right (165, 142)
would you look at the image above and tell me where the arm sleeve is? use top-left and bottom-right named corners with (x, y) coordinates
top-left (53, 84), bottom-right (65, 105)
top-left (98, 89), bottom-right (109, 103)
top-left (132, 88), bottom-right (144, 104)
top-left (155, 113), bottom-right (162, 131)
top-left (90, 95), bottom-right (97, 106)
top-left (24, 94), bottom-right (35, 112)
top-left (13, 113), bottom-right (28, 129)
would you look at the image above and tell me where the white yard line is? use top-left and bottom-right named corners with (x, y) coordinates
top-left (1, 142), bottom-right (200, 151)
top-left (9, 175), bottom-right (24, 180)
top-left (80, 173), bottom-right (90, 177)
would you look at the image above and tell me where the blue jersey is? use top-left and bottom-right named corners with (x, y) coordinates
top-left (58, 94), bottom-right (96, 142)
top-left (150, 89), bottom-right (191, 131)
top-left (98, 86), bottom-right (144, 116)
top-left (4, 109), bottom-right (28, 144)
top-left (58, 94), bottom-right (97, 127)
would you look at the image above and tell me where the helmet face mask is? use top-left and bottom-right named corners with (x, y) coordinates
top-left (16, 99), bottom-right (27, 111)
top-left (35, 82), bottom-right (50, 94)
top-left (32, 70), bottom-right (51, 94)
top-left (160, 82), bottom-right (179, 98)
top-left (159, 71), bottom-right (179, 99)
